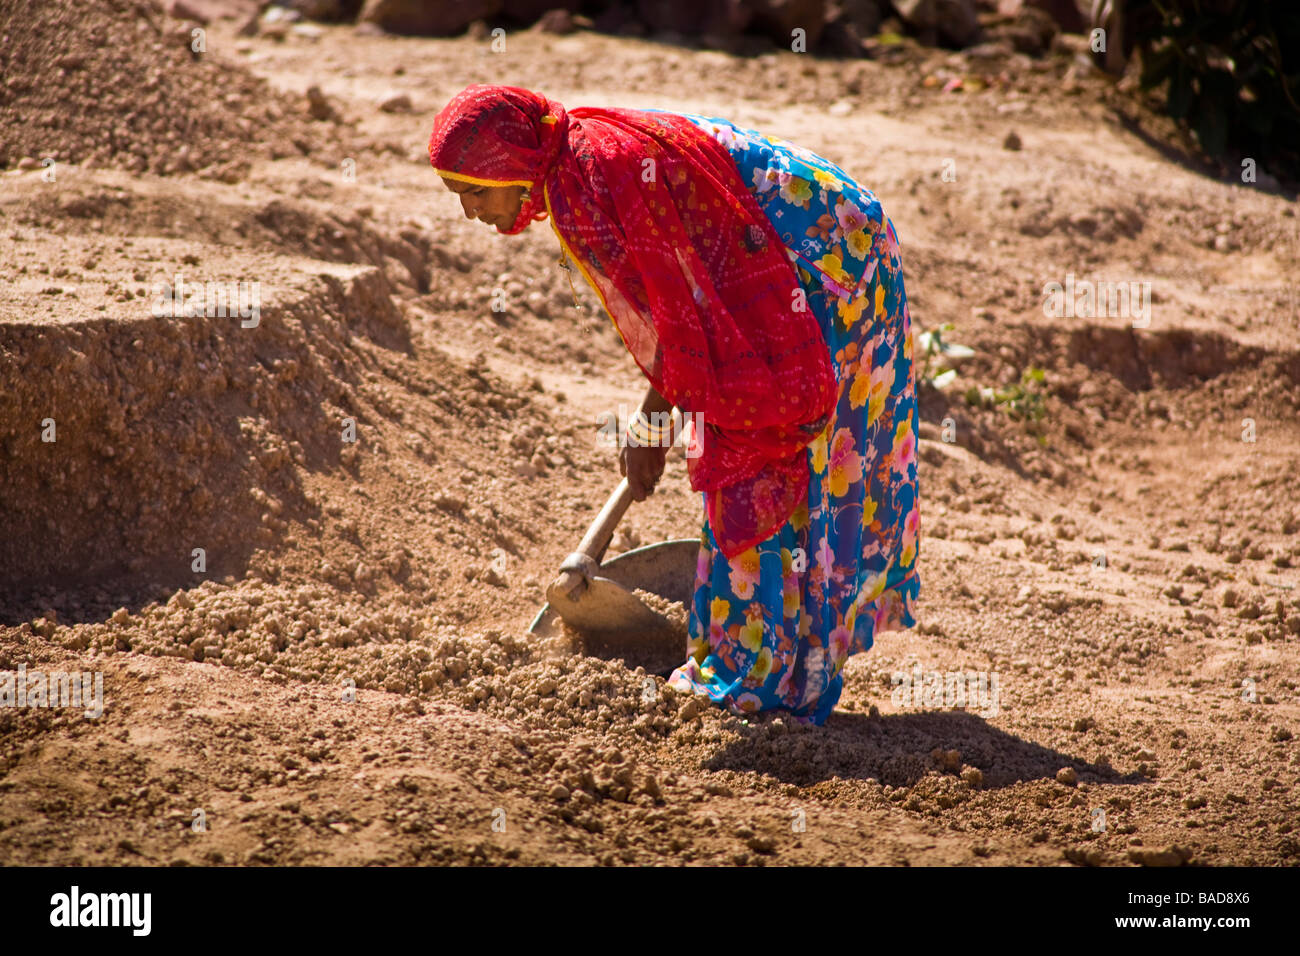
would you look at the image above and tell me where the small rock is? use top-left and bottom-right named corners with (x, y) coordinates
top-left (432, 491), bottom-right (465, 513)
top-left (1056, 767), bottom-right (1078, 786)
top-left (746, 834), bottom-right (777, 854)
top-left (932, 748), bottom-right (962, 772)
top-left (264, 6), bottom-right (301, 24)
top-left (610, 528), bottom-right (641, 553)
top-left (1064, 846), bottom-right (1105, 866)
top-left (306, 86), bottom-right (336, 122)
top-left (536, 9), bottom-right (576, 34)
top-left (160, 0), bottom-right (210, 22)
top-left (379, 92), bottom-right (413, 113)
top-left (1003, 130), bottom-right (1022, 151)
top-left (1128, 845), bottom-right (1193, 867)
top-left (549, 784), bottom-right (570, 802)
top-left (641, 774), bottom-right (662, 801)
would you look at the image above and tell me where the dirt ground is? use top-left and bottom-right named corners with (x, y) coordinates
top-left (1, 6), bottom-right (1298, 866)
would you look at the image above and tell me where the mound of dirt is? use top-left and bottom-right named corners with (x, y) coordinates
top-left (0, 264), bottom-right (405, 599)
top-left (0, 0), bottom-right (325, 176)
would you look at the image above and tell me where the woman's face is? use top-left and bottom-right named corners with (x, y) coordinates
top-left (440, 176), bottom-right (526, 230)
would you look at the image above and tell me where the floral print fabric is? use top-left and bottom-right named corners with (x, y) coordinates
top-left (662, 112), bottom-right (921, 724)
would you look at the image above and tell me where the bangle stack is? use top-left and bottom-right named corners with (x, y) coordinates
top-left (627, 410), bottom-right (673, 447)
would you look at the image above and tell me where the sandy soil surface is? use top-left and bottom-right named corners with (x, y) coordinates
top-left (1, 6), bottom-right (1298, 866)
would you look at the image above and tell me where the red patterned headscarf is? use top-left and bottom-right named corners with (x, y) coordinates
top-left (430, 84), bottom-right (836, 558)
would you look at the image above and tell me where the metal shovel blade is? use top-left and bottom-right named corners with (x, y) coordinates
top-left (546, 575), bottom-right (672, 632)
top-left (528, 538), bottom-right (699, 640)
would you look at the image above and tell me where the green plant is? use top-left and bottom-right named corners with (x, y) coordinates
top-left (965, 367), bottom-right (1049, 438)
top-left (916, 322), bottom-right (974, 389)
top-left (1134, 0), bottom-right (1300, 174)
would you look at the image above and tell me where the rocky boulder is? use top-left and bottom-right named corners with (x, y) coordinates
top-left (358, 0), bottom-right (503, 35)
top-left (996, 0), bottom-right (1085, 35)
top-left (502, 0), bottom-right (581, 21)
top-left (635, 0), bottom-right (752, 37)
top-left (891, 0), bottom-right (981, 47)
top-left (822, 0), bottom-right (884, 56)
top-left (158, 0), bottom-right (262, 22)
top-left (750, 0), bottom-right (828, 48)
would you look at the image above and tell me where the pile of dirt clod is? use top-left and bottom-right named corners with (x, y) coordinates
top-left (0, 0), bottom-right (326, 177)
top-left (559, 589), bottom-right (691, 676)
top-left (8, 575), bottom-right (697, 746)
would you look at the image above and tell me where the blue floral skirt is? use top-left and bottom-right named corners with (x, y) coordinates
top-left (667, 217), bottom-right (921, 724)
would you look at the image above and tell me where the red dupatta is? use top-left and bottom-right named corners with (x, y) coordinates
top-left (429, 85), bottom-right (835, 558)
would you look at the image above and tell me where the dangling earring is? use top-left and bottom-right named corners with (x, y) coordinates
top-left (557, 249), bottom-right (592, 333)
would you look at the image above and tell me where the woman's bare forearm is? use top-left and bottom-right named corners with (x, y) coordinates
top-left (640, 380), bottom-right (673, 416)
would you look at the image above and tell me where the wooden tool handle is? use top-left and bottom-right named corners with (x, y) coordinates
top-left (547, 408), bottom-right (684, 604)
top-left (584, 476), bottom-right (636, 561)
top-left (548, 478), bottom-right (635, 602)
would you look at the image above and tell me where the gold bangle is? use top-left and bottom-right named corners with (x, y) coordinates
top-left (627, 412), bottom-right (671, 446)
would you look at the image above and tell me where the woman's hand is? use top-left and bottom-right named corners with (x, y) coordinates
top-left (619, 383), bottom-right (674, 501)
top-left (620, 441), bottom-right (668, 501)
